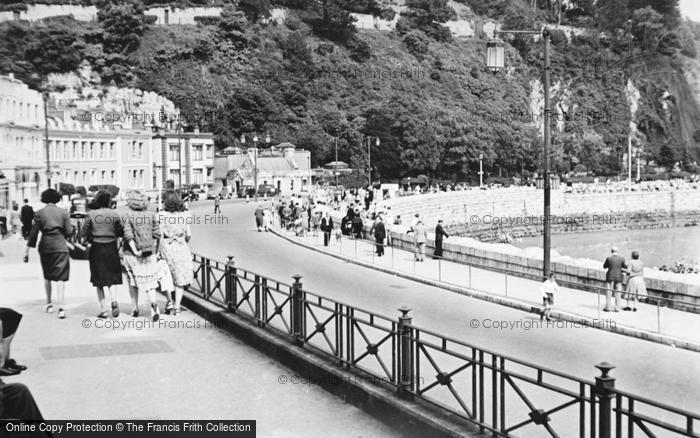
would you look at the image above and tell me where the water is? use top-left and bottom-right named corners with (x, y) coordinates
top-left (513, 226), bottom-right (700, 268)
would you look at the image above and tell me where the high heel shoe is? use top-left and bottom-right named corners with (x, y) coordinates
top-left (164, 300), bottom-right (174, 315)
top-left (45, 303), bottom-right (54, 313)
top-left (150, 304), bottom-right (160, 322)
top-left (58, 308), bottom-right (66, 319)
top-left (111, 301), bottom-right (120, 318)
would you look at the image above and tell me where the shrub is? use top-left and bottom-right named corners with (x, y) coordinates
top-left (194, 16), bottom-right (220, 26)
top-left (348, 37), bottom-right (371, 63)
top-left (395, 17), bottom-right (413, 35)
top-left (403, 31), bottom-right (429, 59)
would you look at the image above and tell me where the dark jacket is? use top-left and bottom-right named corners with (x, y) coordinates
top-left (603, 253), bottom-right (627, 282)
top-left (374, 221), bottom-right (386, 240)
top-left (321, 216), bottom-right (334, 233)
top-left (435, 224), bottom-right (449, 241)
top-left (27, 204), bottom-right (72, 254)
top-left (20, 205), bottom-right (34, 228)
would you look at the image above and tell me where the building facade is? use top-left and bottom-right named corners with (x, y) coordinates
top-left (0, 74), bottom-right (215, 206)
top-left (0, 73), bottom-right (46, 207)
top-left (214, 143), bottom-right (313, 195)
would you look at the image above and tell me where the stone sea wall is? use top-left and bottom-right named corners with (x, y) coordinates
top-left (376, 188), bottom-right (700, 313)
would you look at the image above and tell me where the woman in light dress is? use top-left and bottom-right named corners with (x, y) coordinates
top-left (624, 251), bottom-right (647, 312)
top-left (158, 190), bottom-right (193, 316)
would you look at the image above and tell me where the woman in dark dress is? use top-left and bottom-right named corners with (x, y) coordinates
top-left (81, 190), bottom-right (123, 318)
top-left (24, 189), bottom-right (72, 319)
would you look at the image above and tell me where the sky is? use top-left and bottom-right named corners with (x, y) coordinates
top-left (680, 0), bottom-right (700, 22)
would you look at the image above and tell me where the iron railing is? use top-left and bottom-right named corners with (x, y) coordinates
top-left (189, 253), bottom-right (700, 438)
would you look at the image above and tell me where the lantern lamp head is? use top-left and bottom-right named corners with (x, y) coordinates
top-left (486, 38), bottom-right (505, 73)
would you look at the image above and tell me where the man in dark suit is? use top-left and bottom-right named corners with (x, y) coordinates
top-left (433, 219), bottom-right (449, 259)
top-left (373, 216), bottom-right (386, 257)
top-left (320, 212), bottom-right (333, 247)
top-left (603, 246), bottom-right (627, 312)
top-left (19, 200), bottom-right (34, 241)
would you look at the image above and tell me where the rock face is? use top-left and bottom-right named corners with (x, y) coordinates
top-left (46, 62), bottom-right (179, 129)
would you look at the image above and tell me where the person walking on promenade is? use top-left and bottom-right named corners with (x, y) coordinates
top-left (373, 216), bottom-right (386, 257)
top-left (213, 194), bottom-right (221, 214)
top-left (9, 204), bottom-right (21, 239)
top-left (320, 211), bottom-right (333, 247)
top-left (351, 215), bottom-right (363, 239)
top-left (433, 219), bottom-right (449, 259)
top-left (624, 251), bottom-right (646, 312)
top-left (158, 190), bottom-right (193, 316)
top-left (121, 190), bottom-right (162, 321)
top-left (384, 207), bottom-right (394, 247)
top-left (539, 273), bottom-right (559, 321)
top-left (0, 308), bottom-right (27, 376)
top-left (414, 219), bottom-right (427, 262)
top-left (24, 189), bottom-right (72, 319)
top-left (254, 205), bottom-right (264, 232)
top-left (80, 190), bottom-right (123, 319)
top-left (263, 206), bottom-right (272, 232)
top-left (603, 246), bottom-right (626, 312)
top-left (20, 199), bottom-right (34, 241)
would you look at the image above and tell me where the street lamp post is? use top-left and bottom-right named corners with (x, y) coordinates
top-left (177, 121), bottom-right (183, 194)
top-left (487, 27), bottom-right (552, 277)
top-left (367, 136), bottom-right (380, 186)
top-left (335, 137), bottom-right (339, 186)
top-left (42, 91), bottom-right (51, 189)
top-left (478, 153), bottom-right (484, 187)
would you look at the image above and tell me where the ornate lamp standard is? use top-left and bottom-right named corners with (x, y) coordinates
top-left (367, 136), bottom-right (380, 186)
top-left (478, 153), bottom-right (484, 187)
top-left (487, 28), bottom-right (553, 277)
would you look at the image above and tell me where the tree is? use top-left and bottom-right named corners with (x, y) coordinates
top-left (218, 4), bottom-right (248, 48)
top-left (309, 0), bottom-right (357, 43)
top-left (596, 0), bottom-right (629, 32)
top-left (239, 0), bottom-right (271, 23)
top-left (97, 0), bottom-right (146, 55)
top-left (657, 142), bottom-right (677, 169)
top-left (401, 0), bottom-right (456, 41)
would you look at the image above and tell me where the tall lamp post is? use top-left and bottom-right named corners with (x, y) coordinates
top-left (367, 136), bottom-right (380, 186)
top-left (487, 28), bottom-right (552, 277)
top-left (334, 137), bottom-right (339, 187)
top-left (42, 91), bottom-right (51, 189)
top-left (478, 153), bottom-right (484, 187)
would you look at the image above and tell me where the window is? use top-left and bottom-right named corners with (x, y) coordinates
top-left (72, 142), bottom-right (77, 159)
top-left (169, 145), bottom-right (180, 161)
top-left (81, 142), bottom-right (86, 159)
top-left (139, 169), bottom-right (144, 186)
top-left (89, 143), bottom-right (94, 159)
top-left (109, 143), bottom-right (115, 158)
top-left (82, 171), bottom-right (87, 185)
top-left (110, 170), bottom-right (115, 182)
top-left (193, 168), bottom-right (203, 184)
top-left (138, 142), bottom-right (143, 159)
top-left (74, 171), bottom-right (79, 183)
top-left (101, 170), bottom-right (106, 182)
top-left (193, 145), bottom-right (203, 161)
top-left (206, 145), bottom-right (213, 158)
top-left (99, 143), bottom-right (104, 159)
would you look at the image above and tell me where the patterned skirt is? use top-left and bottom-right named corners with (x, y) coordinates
top-left (122, 251), bottom-right (159, 291)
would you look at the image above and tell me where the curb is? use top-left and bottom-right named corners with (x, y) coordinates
top-left (270, 229), bottom-right (700, 353)
top-left (180, 290), bottom-right (483, 438)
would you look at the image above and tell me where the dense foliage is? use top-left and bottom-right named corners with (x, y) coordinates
top-left (1, 0), bottom-right (699, 182)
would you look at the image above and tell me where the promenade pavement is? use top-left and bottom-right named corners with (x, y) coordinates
top-left (275, 222), bottom-right (700, 349)
top-left (0, 235), bottom-right (403, 438)
top-left (188, 200), bottom-right (700, 416)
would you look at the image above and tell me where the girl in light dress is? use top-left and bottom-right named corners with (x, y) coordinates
top-left (158, 190), bottom-right (193, 315)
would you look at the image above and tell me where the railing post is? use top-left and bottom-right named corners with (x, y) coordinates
top-left (225, 255), bottom-right (236, 312)
top-left (292, 274), bottom-right (305, 346)
top-left (254, 274), bottom-right (261, 325)
top-left (595, 362), bottom-right (616, 438)
top-left (398, 306), bottom-right (414, 399)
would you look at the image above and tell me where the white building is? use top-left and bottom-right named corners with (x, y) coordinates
top-left (0, 74), bottom-right (215, 206)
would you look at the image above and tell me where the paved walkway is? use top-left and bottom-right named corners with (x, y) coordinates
top-left (275, 225), bottom-right (700, 350)
top-left (0, 236), bottom-right (403, 438)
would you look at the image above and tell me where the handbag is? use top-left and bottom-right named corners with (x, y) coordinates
top-left (68, 241), bottom-right (90, 260)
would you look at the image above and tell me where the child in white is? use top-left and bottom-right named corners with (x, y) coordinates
top-left (540, 273), bottom-right (559, 321)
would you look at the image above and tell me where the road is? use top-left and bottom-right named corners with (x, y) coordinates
top-left (187, 198), bottom-right (700, 416)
